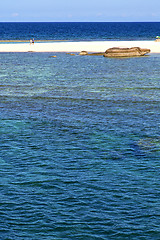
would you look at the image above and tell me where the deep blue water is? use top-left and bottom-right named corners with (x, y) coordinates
top-left (0, 23), bottom-right (160, 240)
top-left (0, 22), bottom-right (160, 40)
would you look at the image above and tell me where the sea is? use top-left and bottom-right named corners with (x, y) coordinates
top-left (0, 22), bottom-right (160, 240)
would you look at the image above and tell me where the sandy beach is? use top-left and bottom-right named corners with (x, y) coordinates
top-left (0, 40), bottom-right (160, 53)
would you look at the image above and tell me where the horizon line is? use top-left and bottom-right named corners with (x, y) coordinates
top-left (0, 21), bottom-right (160, 23)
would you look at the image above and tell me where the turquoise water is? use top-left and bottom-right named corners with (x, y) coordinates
top-left (0, 52), bottom-right (160, 239)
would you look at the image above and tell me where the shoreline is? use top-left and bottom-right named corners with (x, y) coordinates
top-left (0, 40), bottom-right (68, 42)
top-left (0, 40), bottom-right (160, 53)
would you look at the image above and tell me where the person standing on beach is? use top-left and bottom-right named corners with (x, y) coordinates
top-left (32, 38), bottom-right (34, 44)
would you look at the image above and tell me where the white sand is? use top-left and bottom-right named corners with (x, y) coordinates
top-left (0, 41), bottom-right (160, 53)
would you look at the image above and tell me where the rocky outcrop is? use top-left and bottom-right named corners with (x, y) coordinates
top-left (79, 51), bottom-right (104, 56)
top-left (88, 52), bottom-right (105, 56)
top-left (79, 51), bottom-right (88, 55)
top-left (104, 47), bottom-right (150, 57)
top-left (79, 47), bottom-right (150, 57)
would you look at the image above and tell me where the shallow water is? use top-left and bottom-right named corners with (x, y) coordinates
top-left (0, 52), bottom-right (160, 239)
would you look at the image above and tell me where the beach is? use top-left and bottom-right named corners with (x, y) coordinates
top-left (0, 40), bottom-right (160, 53)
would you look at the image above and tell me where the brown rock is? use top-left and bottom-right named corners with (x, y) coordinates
top-left (88, 52), bottom-right (105, 56)
top-left (79, 51), bottom-right (105, 56)
top-left (104, 47), bottom-right (150, 57)
top-left (79, 51), bottom-right (88, 55)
